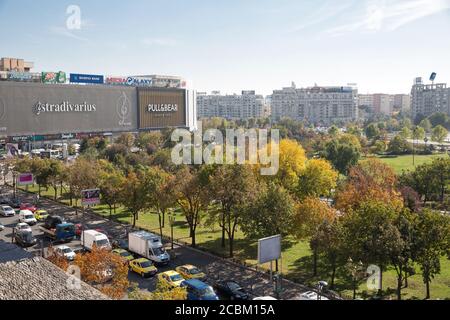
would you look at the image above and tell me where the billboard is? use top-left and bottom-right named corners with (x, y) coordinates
top-left (138, 88), bottom-right (187, 129)
top-left (42, 71), bottom-right (66, 84)
top-left (81, 188), bottom-right (101, 206)
top-left (18, 173), bottom-right (34, 186)
top-left (0, 82), bottom-right (138, 136)
top-left (70, 73), bottom-right (104, 84)
top-left (258, 235), bottom-right (281, 264)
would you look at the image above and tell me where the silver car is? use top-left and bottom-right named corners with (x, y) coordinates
top-left (0, 205), bottom-right (15, 217)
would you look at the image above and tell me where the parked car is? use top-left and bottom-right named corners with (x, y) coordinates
top-left (8, 198), bottom-right (21, 209)
top-left (18, 210), bottom-right (37, 225)
top-left (214, 280), bottom-right (250, 300)
top-left (181, 279), bottom-right (219, 300)
top-left (0, 205), bottom-right (15, 217)
top-left (129, 258), bottom-right (158, 278)
top-left (34, 209), bottom-right (49, 221)
top-left (157, 270), bottom-right (185, 288)
top-left (54, 245), bottom-right (76, 261)
top-left (14, 222), bottom-right (32, 233)
top-left (112, 238), bottom-right (129, 250)
top-left (14, 230), bottom-right (37, 248)
top-left (112, 248), bottom-right (134, 262)
top-left (20, 203), bottom-right (37, 213)
top-left (175, 264), bottom-right (206, 281)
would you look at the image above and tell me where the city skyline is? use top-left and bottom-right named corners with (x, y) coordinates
top-left (1, 0), bottom-right (450, 95)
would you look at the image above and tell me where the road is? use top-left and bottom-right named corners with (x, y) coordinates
top-left (0, 186), bottom-right (319, 300)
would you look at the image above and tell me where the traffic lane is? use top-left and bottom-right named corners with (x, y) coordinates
top-left (8, 188), bottom-right (309, 299)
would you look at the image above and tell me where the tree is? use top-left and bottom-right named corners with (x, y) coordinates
top-left (241, 182), bottom-right (295, 239)
top-left (293, 197), bottom-right (336, 276)
top-left (98, 160), bottom-right (125, 218)
top-left (399, 126), bottom-right (411, 140)
top-left (365, 123), bottom-right (380, 140)
top-left (46, 245), bottom-right (69, 271)
top-left (419, 118), bottom-right (432, 133)
top-left (171, 167), bottom-right (211, 247)
top-left (341, 201), bottom-right (402, 295)
top-left (431, 125), bottom-right (448, 147)
top-left (48, 159), bottom-right (64, 200)
top-left (116, 132), bottom-right (135, 150)
top-left (428, 112), bottom-right (449, 128)
top-left (296, 158), bottom-right (338, 199)
top-left (412, 209), bottom-right (450, 299)
top-left (119, 169), bottom-right (148, 227)
top-left (143, 167), bottom-right (176, 238)
top-left (335, 158), bottom-right (403, 212)
top-left (412, 126), bottom-right (425, 141)
top-left (387, 135), bottom-right (411, 155)
top-left (73, 246), bottom-right (129, 299)
top-left (324, 140), bottom-right (361, 175)
top-left (66, 158), bottom-right (100, 209)
top-left (311, 219), bottom-right (343, 288)
top-left (208, 164), bottom-right (257, 255)
top-left (275, 139), bottom-right (307, 190)
top-left (328, 125), bottom-right (339, 136)
top-left (371, 140), bottom-right (387, 154)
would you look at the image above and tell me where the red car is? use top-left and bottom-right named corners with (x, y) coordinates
top-left (20, 203), bottom-right (37, 213)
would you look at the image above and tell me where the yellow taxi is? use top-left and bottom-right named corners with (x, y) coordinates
top-left (157, 270), bottom-right (185, 288)
top-left (175, 264), bottom-right (206, 280)
top-left (34, 210), bottom-right (49, 221)
top-left (129, 258), bottom-right (158, 278)
top-left (112, 249), bottom-right (134, 262)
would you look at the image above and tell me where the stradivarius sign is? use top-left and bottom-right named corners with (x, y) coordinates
top-left (34, 101), bottom-right (97, 115)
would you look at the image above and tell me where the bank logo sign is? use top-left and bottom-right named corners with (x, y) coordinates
top-left (70, 73), bottom-right (104, 84)
top-left (116, 92), bottom-right (132, 126)
top-left (34, 101), bottom-right (97, 115)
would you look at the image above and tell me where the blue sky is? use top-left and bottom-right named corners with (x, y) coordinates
top-left (1, 0), bottom-right (450, 95)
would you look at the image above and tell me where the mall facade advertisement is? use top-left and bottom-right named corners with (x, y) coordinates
top-left (0, 81), bottom-right (197, 141)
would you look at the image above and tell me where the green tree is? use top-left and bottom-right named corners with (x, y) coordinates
top-left (296, 158), bottom-right (338, 199)
top-left (419, 118), bottom-right (432, 133)
top-left (399, 126), bottom-right (411, 140)
top-left (412, 126), bottom-right (425, 141)
top-left (412, 209), bottom-right (450, 299)
top-left (119, 169), bottom-right (148, 227)
top-left (324, 140), bottom-right (361, 174)
top-left (171, 167), bottom-right (211, 247)
top-left (98, 160), bottom-right (125, 218)
top-left (341, 201), bottom-right (402, 295)
top-left (431, 125), bottom-right (448, 147)
top-left (208, 164), bottom-right (258, 257)
top-left (387, 135), bottom-right (411, 155)
top-left (365, 123), bottom-right (380, 140)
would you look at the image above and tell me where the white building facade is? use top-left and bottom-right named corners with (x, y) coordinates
top-left (271, 84), bottom-right (357, 124)
top-left (411, 77), bottom-right (449, 119)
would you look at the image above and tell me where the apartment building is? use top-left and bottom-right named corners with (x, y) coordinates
top-left (411, 77), bottom-right (449, 119)
top-left (0, 57), bottom-right (34, 72)
top-left (197, 91), bottom-right (267, 120)
top-left (271, 84), bottom-right (357, 124)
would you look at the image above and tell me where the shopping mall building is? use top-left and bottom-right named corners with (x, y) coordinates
top-left (0, 72), bottom-right (197, 151)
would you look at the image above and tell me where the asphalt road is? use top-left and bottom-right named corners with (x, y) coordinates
top-left (0, 186), bottom-right (314, 300)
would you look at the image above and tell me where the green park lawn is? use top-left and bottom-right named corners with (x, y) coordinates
top-left (18, 172), bottom-right (450, 300)
top-left (368, 153), bottom-right (448, 174)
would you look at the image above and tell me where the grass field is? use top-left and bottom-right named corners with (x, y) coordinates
top-left (18, 168), bottom-right (450, 300)
top-left (367, 153), bottom-right (448, 174)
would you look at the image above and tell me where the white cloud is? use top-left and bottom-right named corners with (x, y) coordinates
top-left (141, 37), bottom-right (178, 47)
top-left (325, 0), bottom-right (450, 36)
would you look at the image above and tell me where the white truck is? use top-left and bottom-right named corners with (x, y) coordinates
top-left (128, 231), bottom-right (170, 265)
top-left (81, 230), bottom-right (111, 251)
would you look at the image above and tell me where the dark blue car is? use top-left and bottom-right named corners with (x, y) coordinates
top-left (181, 279), bottom-right (219, 300)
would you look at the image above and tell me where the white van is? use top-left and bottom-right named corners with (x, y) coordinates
top-left (19, 210), bottom-right (37, 225)
top-left (81, 230), bottom-right (111, 251)
top-left (128, 231), bottom-right (170, 265)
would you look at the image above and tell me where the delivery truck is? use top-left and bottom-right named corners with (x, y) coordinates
top-left (128, 231), bottom-right (170, 265)
top-left (81, 229), bottom-right (112, 251)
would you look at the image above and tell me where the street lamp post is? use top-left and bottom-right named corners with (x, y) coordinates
top-left (169, 211), bottom-right (175, 250)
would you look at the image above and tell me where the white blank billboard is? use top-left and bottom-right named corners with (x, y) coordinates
top-left (258, 235), bottom-right (281, 264)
